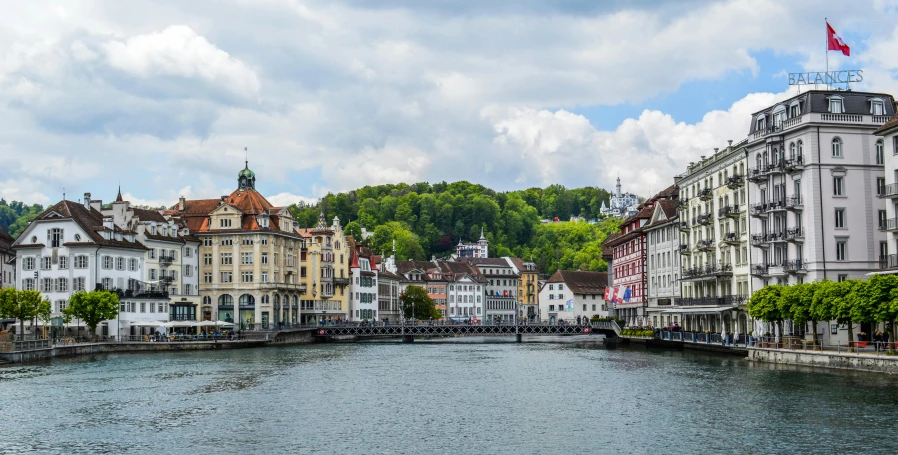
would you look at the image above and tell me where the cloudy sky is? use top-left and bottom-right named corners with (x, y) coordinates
top-left (2, 0), bottom-right (898, 208)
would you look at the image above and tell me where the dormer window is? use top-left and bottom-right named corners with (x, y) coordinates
top-left (789, 101), bottom-right (801, 117)
top-left (772, 105), bottom-right (786, 129)
top-left (828, 96), bottom-right (844, 113)
top-left (755, 116), bottom-right (766, 132)
top-left (871, 98), bottom-right (885, 116)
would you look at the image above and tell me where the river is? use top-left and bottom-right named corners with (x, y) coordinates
top-left (1, 337), bottom-right (896, 454)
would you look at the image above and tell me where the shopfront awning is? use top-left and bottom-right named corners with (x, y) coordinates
top-left (660, 306), bottom-right (736, 315)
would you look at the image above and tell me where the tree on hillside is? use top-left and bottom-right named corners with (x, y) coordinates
top-left (0, 288), bottom-right (51, 340)
top-left (344, 221), bottom-right (363, 241)
top-left (400, 286), bottom-right (441, 320)
top-left (64, 290), bottom-right (120, 341)
top-left (370, 222), bottom-right (425, 260)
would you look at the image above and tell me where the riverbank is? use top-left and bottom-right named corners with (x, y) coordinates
top-left (615, 335), bottom-right (748, 356)
top-left (0, 328), bottom-right (316, 364)
top-left (748, 347), bottom-right (898, 374)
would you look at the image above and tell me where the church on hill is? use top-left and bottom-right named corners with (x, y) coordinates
top-left (600, 176), bottom-right (640, 218)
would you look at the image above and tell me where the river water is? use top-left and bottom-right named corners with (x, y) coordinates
top-left (1, 337), bottom-right (897, 454)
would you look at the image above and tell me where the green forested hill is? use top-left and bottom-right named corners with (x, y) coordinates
top-left (0, 199), bottom-right (44, 238)
top-left (289, 182), bottom-right (620, 275)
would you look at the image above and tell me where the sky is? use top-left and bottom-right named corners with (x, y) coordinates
top-left (3, 0), bottom-right (898, 209)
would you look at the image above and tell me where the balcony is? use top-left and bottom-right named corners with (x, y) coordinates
top-left (766, 199), bottom-right (786, 213)
top-left (158, 256), bottom-right (174, 267)
top-left (676, 198), bottom-right (690, 211)
top-left (878, 183), bottom-right (898, 199)
top-left (747, 167), bottom-right (766, 182)
top-left (333, 277), bottom-right (351, 286)
top-left (767, 231), bottom-right (786, 244)
top-left (321, 289), bottom-right (335, 298)
top-left (678, 295), bottom-right (747, 307)
top-left (695, 214), bottom-right (712, 226)
top-left (766, 160), bottom-right (785, 175)
top-left (696, 238), bottom-right (715, 251)
top-left (783, 259), bottom-right (807, 274)
top-left (750, 203), bottom-right (768, 218)
top-left (784, 155), bottom-right (805, 173)
top-left (879, 254), bottom-right (898, 269)
top-left (722, 232), bottom-right (742, 245)
top-left (682, 263), bottom-right (733, 280)
top-left (678, 244), bottom-right (691, 255)
top-left (886, 218), bottom-right (898, 232)
top-left (785, 195), bottom-right (803, 210)
top-left (698, 188), bottom-right (713, 201)
top-left (784, 227), bottom-right (804, 242)
top-left (750, 234), bottom-right (769, 247)
top-left (750, 264), bottom-right (769, 276)
top-left (726, 175), bottom-right (744, 189)
top-left (259, 282), bottom-right (308, 292)
top-left (679, 220), bottom-right (691, 231)
top-left (718, 205), bottom-right (741, 218)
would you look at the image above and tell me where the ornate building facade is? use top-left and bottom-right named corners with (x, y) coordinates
top-left (600, 176), bottom-right (640, 218)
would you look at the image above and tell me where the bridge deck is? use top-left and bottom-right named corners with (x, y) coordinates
top-left (313, 322), bottom-right (619, 338)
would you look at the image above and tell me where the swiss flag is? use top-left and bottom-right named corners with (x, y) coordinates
top-left (827, 22), bottom-right (850, 57)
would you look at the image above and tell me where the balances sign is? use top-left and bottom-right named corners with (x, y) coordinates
top-left (788, 70), bottom-right (863, 86)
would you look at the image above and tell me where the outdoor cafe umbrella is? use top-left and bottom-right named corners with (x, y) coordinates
top-left (130, 321), bottom-right (166, 327)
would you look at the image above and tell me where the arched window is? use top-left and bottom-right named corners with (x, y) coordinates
top-left (218, 294), bottom-right (233, 305)
top-left (239, 294), bottom-right (255, 306)
top-left (262, 294), bottom-right (270, 304)
top-left (756, 155), bottom-right (761, 169)
top-left (797, 140), bottom-right (803, 157)
top-left (203, 296), bottom-right (212, 305)
top-left (772, 148), bottom-right (779, 165)
top-left (292, 296), bottom-right (298, 306)
top-left (789, 142), bottom-right (795, 160)
top-left (876, 140), bottom-right (884, 165)
top-left (274, 294), bottom-right (280, 305)
top-left (832, 137), bottom-right (842, 158)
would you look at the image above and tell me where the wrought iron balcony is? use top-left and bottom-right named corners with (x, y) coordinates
top-left (695, 214), bottom-right (712, 226)
top-left (682, 262), bottom-right (733, 279)
top-left (750, 234), bottom-right (769, 247)
top-left (784, 155), bottom-right (805, 173)
top-left (722, 232), bottom-right (741, 244)
top-left (878, 183), bottom-right (898, 199)
top-left (679, 221), bottom-right (691, 231)
top-left (696, 238), bottom-right (715, 251)
top-left (718, 205), bottom-right (739, 218)
top-left (766, 159), bottom-right (785, 175)
top-left (726, 175), bottom-right (744, 189)
top-left (678, 244), bottom-right (691, 255)
top-left (879, 254), bottom-right (898, 269)
top-left (766, 199), bottom-right (787, 212)
top-left (785, 195), bottom-right (803, 210)
top-left (676, 198), bottom-right (690, 210)
top-left (767, 231), bottom-right (786, 243)
top-left (750, 263), bottom-right (770, 276)
top-left (698, 188), bottom-right (713, 201)
top-left (783, 259), bottom-right (807, 274)
top-left (678, 294), bottom-right (747, 307)
top-left (784, 227), bottom-right (804, 242)
top-left (750, 203), bottom-right (768, 218)
top-left (158, 255), bottom-right (174, 266)
top-left (333, 277), bottom-right (351, 286)
top-left (747, 167), bottom-right (765, 182)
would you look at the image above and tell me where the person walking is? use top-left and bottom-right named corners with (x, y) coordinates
top-left (874, 330), bottom-right (883, 352)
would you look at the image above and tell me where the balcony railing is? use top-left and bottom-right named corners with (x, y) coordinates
top-left (785, 195), bottom-right (803, 210)
top-left (676, 199), bottom-right (689, 210)
top-left (722, 232), bottom-right (741, 244)
top-left (886, 218), bottom-right (898, 232)
top-left (682, 263), bottom-right (733, 279)
top-left (159, 256), bottom-right (174, 266)
top-left (750, 264), bottom-right (769, 276)
top-left (726, 175), bottom-right (744, 189)
top-left (333, 277), bottom-right (351, 286)
top-left (767, 231), bottom-right (786, 243)
top-left (750, 203), bottom-right (768, 217)
top-left (679, 221), bottom-right (690, 231)
top-left (747, 167), bottom-right (765, 182)
top-left (695, 214), bottom-right (712, 225)
top-left (678, 295), bottom-right (747, 307)
top-left (880, 254), bottom-right (898, 269)
top-left (878, 183), bottom-right (898, 199)
top-left (784, 155), bottom-right (805, 173)
top-left (766, 199), bottom-right (786, 212)
top-left (783, 259), bottom-right (807, 274)
top-left (718, 205), bottom-right (740, 218)
top-left (766, 159), bottom-right (785, 174)
top-left (678, 244), bottom-right (691, 255)
top-left (696, 238), bottom-right (715, 251)
top-left (784, 227), bottom-right (804, 242)
top-left (750, 234), bottom-right (769, 247)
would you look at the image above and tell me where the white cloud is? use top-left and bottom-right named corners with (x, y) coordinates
top-left (267, 192), bottom-right (318, 207)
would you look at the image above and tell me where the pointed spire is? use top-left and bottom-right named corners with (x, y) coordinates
top-left (480, 226), bottom-right (485, 240)
top-left (115, 185), bottom-right (123, 202)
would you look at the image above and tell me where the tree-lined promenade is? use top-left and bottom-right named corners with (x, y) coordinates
top-left (748, 275), bottom-right (898, 351)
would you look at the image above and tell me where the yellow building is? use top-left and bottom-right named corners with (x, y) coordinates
top-left (297, 213), bottom-right (351, 323)
top-left (507, 257), bottom-right (540, 322)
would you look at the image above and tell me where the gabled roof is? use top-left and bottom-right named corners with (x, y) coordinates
top-left (131, 207), bottom-right (168, 223)
top-left (644, 200), bottom-right (678, 229)
top-left (546, 270), bottom-right (608, 295)
top-left (875, 112), bottom-right (898, 135)
top-left (24, 200), bottom-right (146, 250)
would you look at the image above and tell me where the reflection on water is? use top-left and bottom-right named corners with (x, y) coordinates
top-left (1, 336), bottom-right (898, 454)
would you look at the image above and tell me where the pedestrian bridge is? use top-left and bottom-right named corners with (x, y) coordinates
top-left (312, 321), bottom-right (621, 342)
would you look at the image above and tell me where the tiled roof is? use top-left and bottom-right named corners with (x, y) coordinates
top-left (225, 189), bottom-right (272, 215)
top-left (396, 260), bottom-right (439, 274)
top-left (131, 207), bottom-right (167, 223)
top-left (378, 269), bottom-right (403, 281)
top-left (875, 113), bottom-right (898, 135)
top-left (458, 257), bottom-right (510, 267)
top-left (29, 200), bottom-right (146, 250)
top-left (546, 270), bottom-right (608, 295)
top-left (644, 200), bottom-right (679, 229)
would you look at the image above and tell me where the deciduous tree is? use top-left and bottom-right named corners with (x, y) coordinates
top-left (64, 290), bottom-right (120, 341)
top-left (0, 288), bottom-right (51, 340)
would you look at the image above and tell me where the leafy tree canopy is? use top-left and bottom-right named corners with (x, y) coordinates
top-left (64, 291), bottom-right (120, 338)
top-left (400, 285), bottom-right (441, 320)
top-left (0, 288), bottom-right (51, 338)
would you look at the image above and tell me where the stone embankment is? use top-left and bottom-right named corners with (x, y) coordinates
top-left (748, 348), bottom-right (898, 374)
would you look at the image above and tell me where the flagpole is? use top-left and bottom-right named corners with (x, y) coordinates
top-left (825, 18), bottom-right (829, 89)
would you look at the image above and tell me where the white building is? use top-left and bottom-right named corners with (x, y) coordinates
top-left (538, 270), bottom-right (608, 324)
top-left (349, 247), bottom-right (378, 321)
top-left (674, 142), bottom-right (752, 335)
top-left (465, 257), bottom-right (518, 323)
top-left (601, 176), bottom-right (640, 218)
top-left (456, 228), bottom-right (489, 258)
top-left (876, 112), bottom-right (898, 269)
top-left (746, 90), bottom-right (895, 344)
top-left (0, 226), bottom-right (14, 289)
top-left (643, 195), bottom-right (681, 328)
top-left (12, 195), bottom-right (169, 339)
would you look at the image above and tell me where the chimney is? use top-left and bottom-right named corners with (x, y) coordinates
top-left (714, 148), bottom-right (719, 154)
top-left (179, 196), bottom-right (186, 211)
top-left (91, 199), bottom-right (103, 212)
top-left (84, 192), bottom-right (91, 210)
top-left (728, 140), bottom-right (733, 147)
top-left (220, 195), bottom-right (227, 205)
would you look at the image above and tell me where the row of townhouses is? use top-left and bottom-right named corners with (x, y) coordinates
top-left (3, 162), bottom-right (565, 337)
top-left (604, 89), bottom-right (898, 346)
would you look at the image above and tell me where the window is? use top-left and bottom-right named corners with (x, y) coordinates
top-left (23, 257), bottom-right (35, 270)
top-left (41, 278), bottom-right (53, 292)
top-left (221, 237), bottom-right (233, 246)
top-left (115, 257), bottom-right (124, 270)
top-left (789, 101), bottom-right (800, 117)
top-left (129, 258), bottom-right (138, 271)
top-left (835, 209), bottom-right (845, 228)
top-left (203, 237), bottom-right (212, 247)
top-left (219, 219), bottom-right (232, 228)
top-left (829, 96), bottom-right (843, 113)
top-left (57, 278), bottom-right (67, 292)
top-left (57, 300), bottom-right (67, 312)
top-left (41, 257), bottom-right (51, 270)
top-left (836, 241), bottom-right (847, 261)
top-left (149, 249), bottom-right (156, 259)
top-left (204, 273), bottom-right (212, 284)
top-left (149, 268), bottom-right (157, 280)
top-left (837, 274), bottom-right (848, 282)
top-left (261, 272), bottom-right (268, 283)
top-left (880, 210), bottom-right (888, 230)
top-left (221, 272), bottom-right (233, 283)
top-left (261, 253), bottom-right (268, 265)
top-left (872, 98), bottom-right (885, 115)
top-left (241, 271), bottom-right (253, 283)
top-left (102, 277), bottom-right (113, 290)
top-left (23, 278), bottom-right (34, 291)
top-left (73, 277), bottom-right (85, 291)
top-left (184, 247), bottom-right (192, 258)
top-left (832, 137), bottom-right (842, 157)
top-left (878, 177), bottom-right (886, 196)
top-left (221, 253), bottom-right (233, 265)
top-left (833, 177), bottom-right (844, 196)
top-left (241, 252), bottom-right (253, 265)
top-left (894, 137), bottom-right (898, 156)
top-left (102, 256), bottom-right (113, 269)
top-left (49, 228), bottom-right (63, 248)
top-left (241, 236), bottom-right (253, 246)
top-left (877, 140), bottom-right (885, 165)
top-left (203, 253), bottom-right (212, 266)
